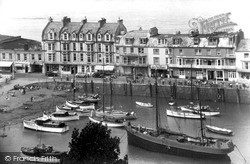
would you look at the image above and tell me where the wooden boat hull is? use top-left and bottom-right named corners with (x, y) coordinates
top-left (88, 116), bottom-right (125, 128)
top-left (65, 101), bottom-right (79, 108)
top-left (95, 111), bottom-right (137, 120)
top-left (136, 101), bottom-right (153, 108)
top-left (180, 106), bottom-right (220, 116)
top-left (206, 125), bottom-right (233, 136)
top-left (56, 105), bottom-right (91, 117)
top-left (43, 113), bottom-right (79, 122)
top-left (23, 120), bottom-right (69, 133)
top-left (166, 109), bottom-right (205, 119)
top-left (125, 125), bottom-right (234, 158)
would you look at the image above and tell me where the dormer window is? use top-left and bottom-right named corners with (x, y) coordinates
top-left (140, 38), bottom-right (147, 44)
top-left (193, 38), bottom-right (200, 45)
top-left (105, 34), bottom-right (110, 41)
top-left (208, 38), bottom-right (217, 46)
top-left (97, 34), bottom-right (102, 41)
top-left (79, 33), bottom-right (84, 40)
top-left (48, 32), bottom-right (54, 40)
top-left (87, 33), bottom-right (92, 41)
top-left (72, 33), bottom-right (77, 40)
top-left (125, 38), bottom-right (133, 44)
top-left (63, 32), bottom-right (68, 40)
top-left (173, 38), bottom-right (182, 45)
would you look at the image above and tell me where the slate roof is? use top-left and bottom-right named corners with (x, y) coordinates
top-left (61, 22), bottom-right (82, 34)
top-left (98, 23), bottom-right (119, 34)
top-left (237, 39), bottom-right (250, 52)
top-left (118, 29), bottom-right (149, 46)
top-left (79, 22), bottom-right (100, 34)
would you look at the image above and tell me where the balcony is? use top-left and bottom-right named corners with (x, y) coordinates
top-left (237, 68), bottom-right (250, 73)
top-left (120, 52), bottom-right (147, 57)
top-left (119, 61), bottom-right (149, 67)
top-left (168, 64), bottom-right (236, 70)
top-left (223, 54), bottom-right (236, 58)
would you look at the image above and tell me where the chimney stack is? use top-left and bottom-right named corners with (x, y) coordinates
top-left (149, 27), bottom-right (158, 36)
top-left (81, 16), bottom-right (87, 25)
top-left (98, 18), bottom-right (106, 27)
top-left (117, 17), bottom-right (123, 24)
top-left (62, 16), bottom-right (71, 26)
top-left (48, 17), bottom-right (53, 22)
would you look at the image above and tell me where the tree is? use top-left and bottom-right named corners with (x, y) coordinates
top-left (62, 121), bottom-right (128, 164)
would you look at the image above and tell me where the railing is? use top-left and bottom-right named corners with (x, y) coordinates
top-left (168, 64), bottom-right (236, 69)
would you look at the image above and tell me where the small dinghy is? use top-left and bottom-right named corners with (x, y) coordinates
top-left (206, 125), bottom-right (233, 136)
top-left (136, 101), bottom-right (153, 108)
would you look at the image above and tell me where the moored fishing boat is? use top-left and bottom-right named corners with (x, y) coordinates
top-left (136, 101), bottom-right (153, 108)
top-left (206, 125), bottom-right (233, 136)
top-left (89, 111), bottom-right (125, 128)
top-left (166, 108), bottom-right (205, 119)
top-left (78, 94), bottom-right (101, 103)
top-left (95, 109), bottom-right (136, 120)
top-left (23, 117), bottom-right (69, 133)
top-left (21, 144), bottom-right (66, 163)
top-left (180, 104), bottom-right (220, 116)
top-left (43, 111), bottom-right (79, 121)
top-left (56, 105), bottom-right (92, 117)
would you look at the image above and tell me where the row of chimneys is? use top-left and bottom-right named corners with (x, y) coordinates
top-left (49, 16), bottom-right (123, 27)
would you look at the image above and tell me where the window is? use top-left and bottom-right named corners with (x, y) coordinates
top-left (63, 53), bottom-right (67, 62)
top-left (87, 33), bottom-right (92, 41)
top-left (116, 56), bottom-right (119, 63)
top-left (207, 49), bottom-right (211, 55)
top-left (48, 44), bottom-right (52, 50)
top-left (63, 43), bottom-right (69, 51)
top-left (73, 43), bottom-right (76, 51)
top-left (98, 44), bottom-right (102, 52)
top-left (87, 53), bottom-right (91, 63)
top-left (125, 38), bottom-right (133, 44)
top-left (216, 71), bottom-right (223, 78)
top-left (138, 48), bottom-right (144, 53)
top-left (169, 48), bottom-right (172, 54)
top-left (228, 71), bottom-right (236, 78)
top-left (195, 49), bottom-right (201, 55)
top-left (173, 38), bottom-right (181, 44)
top-left (98, 34), bottom-right (101, 41)
top-left (63, 33), bottom-right (68, 40)
top-left (106, 55), bottom-right (109, 63)
top-left (38, 54), bottom-right (41, 60)
top-left (106, 34), bottom-right (110, 41)
top-left (158, 39), bottom-right (161, 45)
top-left (179, 69), bottom-right (185, 75)
top-left (81, 66), bottom-right (85, 72)
top-left (105, 45), bottom-right (109, 52)
top-left (67, 53), bottom-right (70, 62)
top-left (208, 38), bottom-right (217, 46)
top-left (24, 54), bottom-right (27, 60)
top-left (140, 38), bottom-right (147, 44)
top-left (9, 53), bottom-right (12, 60)
top-left (244, 62), bottom-right (249, 69)
top-left (49, 32), bottom-right (53, 40)
top-left (153, 49), bottom-right (159, 55)
top-left (217, 60), bottom-right (221, 66)
top-left (229, 38), bottom-right (233, 45)
top-left (48, 53), bottom-right (52, 61)
top-left (98, 54), bottom-right (102, 63)
top-left (31, 54), bottom-right (35, 60)
top-left (80, 43), bottom-right (83, 51)
top-left (165, 49), bottom-right (169, 55)
top-left (196, 59), bottom-right (199, 65)
top-left (123, 57), bottom-right (128, 64)
top-left (79, 33), bottom-right (83, 40)
top-left (87, 44), bottom-right (93, 52)
top-left (169, 57), bottom-right (173, 64)
top-left (166, 58), bottom-right (168, 64)
top-left (194, 38), bottom-right (200, 45)
top-left (244, 53), bottom-right (249, 58)
top-left (123, 47), bottom-right (126, 53)
top-left (216, 49), bottom-right (221, 56)
top-left (80, 53), bottom-right (84, 61)
top-left (2, 53), bottom-right (5, 59)
top-left (53, 53), bottom-right (55, 61)
top-left (72, 33), bottom-right (76, 39)
top-left (73, 53), bottom-right (77, 61)
top-left (153, 57), bottom-right (159, 65)
top-left (179, 49), bottom-right (183, 55)
top-left (17, 54), bottom-right (20, 60)
top-left (130, 47), bottom-right (134, 53)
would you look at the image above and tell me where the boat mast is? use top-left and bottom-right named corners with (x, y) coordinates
top-left (155, 68), bottom-right (159, 131)
top-left (197, 87), bottom-right (205, 141)
top-left (190, 61), bottom-right (193, 103)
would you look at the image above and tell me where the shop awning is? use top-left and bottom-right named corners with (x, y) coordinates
top-left (0, 61), bottom-right (13, 67)
top-left (95, 65), bottom-right (114, 71)
top-left (15, 63), bottom-right (23, 67)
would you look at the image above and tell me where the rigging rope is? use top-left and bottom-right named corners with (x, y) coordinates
top-left (120, 132), bottom-right (127, 143)
top-left (235, 145), bottom-right (248, 164)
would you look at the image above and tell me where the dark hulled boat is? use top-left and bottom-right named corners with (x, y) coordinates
top-left (125, 79), bottom-right (234, 158)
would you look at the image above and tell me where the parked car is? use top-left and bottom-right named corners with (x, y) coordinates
top-left (46, 71), bottom-right (58, 77)
top-left (92, 72), bottom-right (105, 78)
top-left (75, 72), bottom-right (87, 78)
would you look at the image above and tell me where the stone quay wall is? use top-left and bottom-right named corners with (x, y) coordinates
top-left (26, 80), bottom-right (250, 104)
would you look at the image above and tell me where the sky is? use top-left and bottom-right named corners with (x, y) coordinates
top-left (0, 0), bottom-right (249, 41)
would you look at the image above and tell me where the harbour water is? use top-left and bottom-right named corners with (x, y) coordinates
top-left (0, 95), bottom-right (250, 164)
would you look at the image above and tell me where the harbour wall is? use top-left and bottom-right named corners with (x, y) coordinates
top-left (27, 81), bottom-right (250, 104)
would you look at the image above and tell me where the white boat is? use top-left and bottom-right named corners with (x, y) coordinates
top-left (166, 109), bottom-right (205, 119)
top-left (136, 101), bottom-right (153, 108)
top-left (206, 125), bottom-right (233, 136)
top-left (89, 111), bottom-right (125, 128)
top-left (180, 105), bottom-right (220, 116)
top-left (95, 109), bottom-right (136, 120)
top-left (65, 101), bottom-right (79, 108)
top-left (23, 117), bottom-right (69, 133)
top-left (56, 105), bottom-right (92, 117)
top-left (43, 111), bottom-right (79, 121)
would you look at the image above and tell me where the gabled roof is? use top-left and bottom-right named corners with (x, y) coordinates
top-left (42, 22), bottom-right (63, 40)
top-left (237, 39), bottom-right (250, 52)
top-left (0, 34), bottom-right (15, 43)
top-left (98, 23), bottom-right (119, 34)
top-left (80, 22), bottom-right (100, 34)
top-left (61, 22), bottom-right (82, 34)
